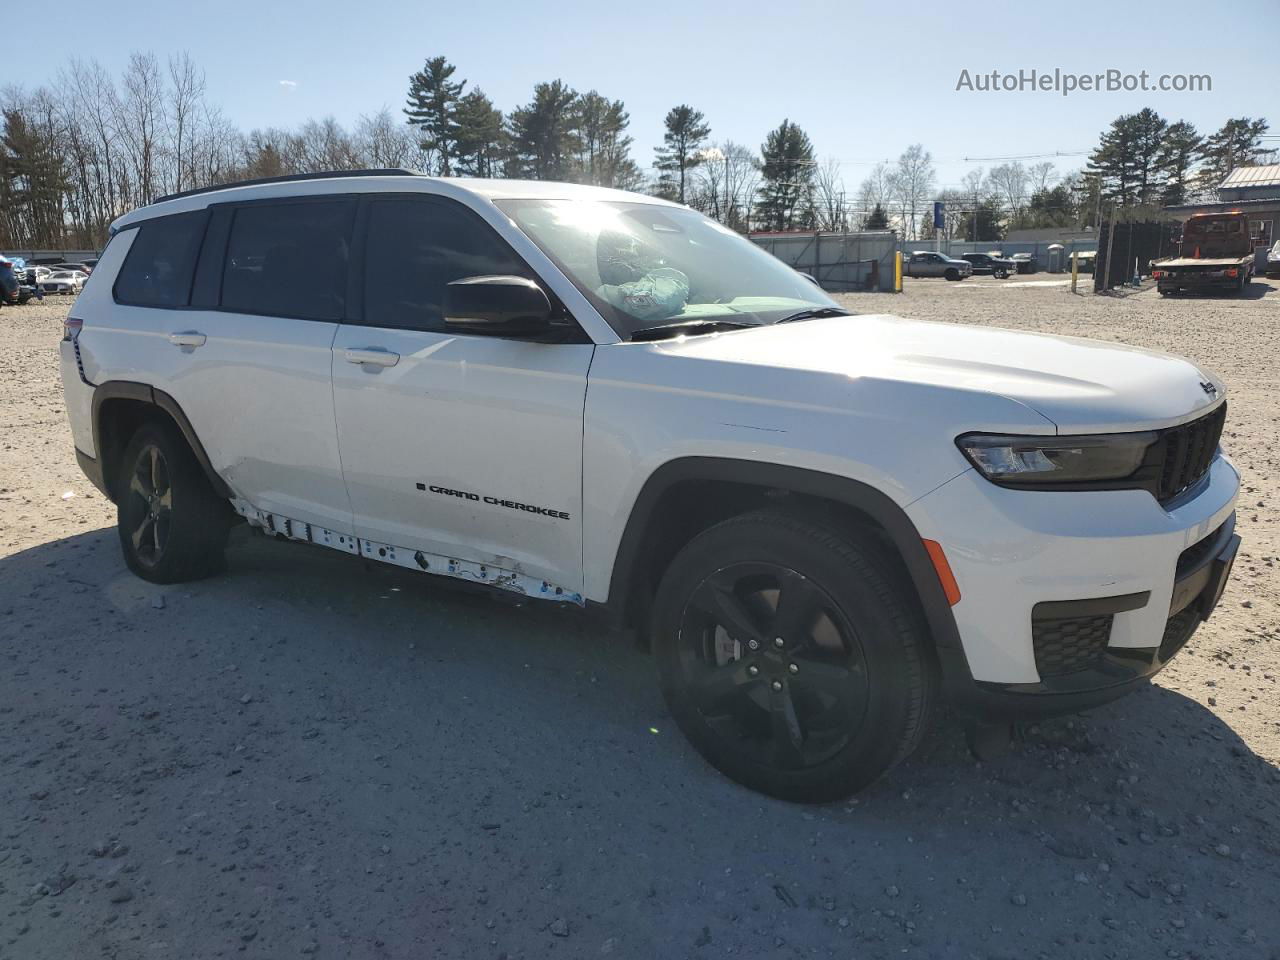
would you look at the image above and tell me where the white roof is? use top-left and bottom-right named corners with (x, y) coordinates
top-left (112, 174), bottom-right (675, 232)
top-left (1220, 164), bottom-right (1280, 189)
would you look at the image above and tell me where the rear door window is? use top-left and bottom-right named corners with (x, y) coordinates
top-left (113, 210), bottom-right (207, 307)
top-left (221, 200), bottom-right (354, 321)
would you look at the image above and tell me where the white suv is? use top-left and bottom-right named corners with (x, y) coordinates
top-left (60, 171), bottom-right (1240, 801)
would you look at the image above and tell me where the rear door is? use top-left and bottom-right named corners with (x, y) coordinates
top-left (121, 197), bottom-right (356, 534)
top-left (330, 194), bottom-right (593, 593)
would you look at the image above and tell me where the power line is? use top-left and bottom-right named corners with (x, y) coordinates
top-left (962, 150), bottom-right (1090, 162)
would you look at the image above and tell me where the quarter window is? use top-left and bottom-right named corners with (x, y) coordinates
top-left (113, 211), bottom-right (206, 307)
top-left (363, 198), bottom-right (530, 332)
top-left (221, 201), bottom-right (353, 320)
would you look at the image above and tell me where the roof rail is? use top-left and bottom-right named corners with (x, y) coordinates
top-left (152, 168), bottom-right (421, 205)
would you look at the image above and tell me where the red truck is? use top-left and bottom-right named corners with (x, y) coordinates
top-left (1153, 211), bottom-right (1254, 296)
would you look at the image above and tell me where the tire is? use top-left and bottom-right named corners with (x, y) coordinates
top-left (651, 510), bottom-right (935, 802)
top-left (944, 268), bottom-right (959, 281)
top-left (116, 420), bottom-right (230, 583)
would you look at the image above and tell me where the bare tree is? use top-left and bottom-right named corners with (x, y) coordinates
top-left (813, 158), bottom-right (847, 231)
top-left (855, 161), bottom-right (894, 229)
top-left (985, 161), bottom-right (1029, 220)
top-left (355, 108), bottom-right (421, 168)
top-left (166, 53), bottom-right (205, 194)
top-left (113, 52), bottom-right (165, 205)
top-left (1027, 161), bottom-right (1056, 194)
top-left (892, 144), bottom-right (935, 239)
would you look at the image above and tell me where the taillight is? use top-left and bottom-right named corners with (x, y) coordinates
top-left (1225, 268), bottom-right (1239, 278)
top-left (1153, 270), bottom-right (1164, 279)
top-left (63, 317), bottom-right (83, 342)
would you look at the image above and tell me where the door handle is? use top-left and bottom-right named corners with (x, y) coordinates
top-left (344, 347), bottom-right (400, 368)
top-left (168, 331), bottom-right (206, 348)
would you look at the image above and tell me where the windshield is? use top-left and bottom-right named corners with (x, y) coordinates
top-left (494, 199), bottom-right (842, 339)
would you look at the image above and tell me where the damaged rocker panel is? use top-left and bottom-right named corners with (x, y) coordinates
top-left (230, 500), bottom-right (585, 605)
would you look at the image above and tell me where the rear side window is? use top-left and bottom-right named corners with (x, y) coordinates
top-left (363, 197), bottom-right (529, 332)
top-left (221, 201), bottom-right (353, 321)
top-left (113, 211), bottom-right (207, 307)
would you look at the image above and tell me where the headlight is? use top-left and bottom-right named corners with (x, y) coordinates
top-left (956, 432), bottom-right (1157, 487)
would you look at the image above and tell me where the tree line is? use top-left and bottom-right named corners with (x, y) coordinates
top-left (0, 51), bottom-right (1273, 249)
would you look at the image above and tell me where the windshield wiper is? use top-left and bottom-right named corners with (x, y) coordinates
top-left (773, 307), bottom-right (854, 325)
top-left (629, 318), bottom-right (758, 342)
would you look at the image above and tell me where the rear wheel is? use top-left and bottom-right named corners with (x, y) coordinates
top-left (652, 511), bottom-right (935, 802)
top-left (116, 421), bottom-right (229, 583)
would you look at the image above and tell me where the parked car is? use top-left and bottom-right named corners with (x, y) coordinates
top-left (959, 252), bottom-right (1016, 279)
top-left (904, 251), bottom-right (973, 280)
top-left (0, 258), bottom-right (24, 306)
top-left (55, 261), bottom-right (94, 275)
top-left (1009, 253), bottom-right (1038, 274)
top-left (61, 171), bottom-right (1240, 802)
top-left (1265, 240), bottom-right (1280, 278)
top-left (42, 270), bottom-right (88, 295)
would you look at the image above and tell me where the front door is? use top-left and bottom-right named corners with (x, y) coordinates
top-left (331, 194), bottom-right (593, 594)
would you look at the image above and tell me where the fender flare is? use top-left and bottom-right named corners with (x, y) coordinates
top-left (605, 457), bottom-right (967, 660)
top-left (91, 380), bottom-right (233, 500)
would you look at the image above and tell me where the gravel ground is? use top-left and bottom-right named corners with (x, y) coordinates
top-left (1, 281), bottom-right (1278, 960)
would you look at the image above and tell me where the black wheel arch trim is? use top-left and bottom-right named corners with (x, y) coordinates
top-left (91, 380), bottom-right (234, 501)
top-left (605, 456), bottom-right (970, 669)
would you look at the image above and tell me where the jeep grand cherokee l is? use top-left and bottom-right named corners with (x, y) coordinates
top-left (60, 170), bottom-right (1240, 802)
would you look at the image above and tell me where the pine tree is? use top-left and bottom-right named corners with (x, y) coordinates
top-left (757, 120), bottom-right (815, 232)
top-left (653, 105), bottom-right (710, 204)
top-left (1087, 109), bottom-right (1168, 207)
top-left (453, 89), bottom-right (506, 178)
top-left (404, 56), bottom-right (465, 176)
top-left (864, 203), bottom-right (889, 230)
top-left (1156, 121), bottom-right (1202, 205)
top-left (508, 81), bottom-right (580, 180)
top-left (1197, 117), bottom-right (1270, 195)
top-left (575, 92), bottom-right (639, 188)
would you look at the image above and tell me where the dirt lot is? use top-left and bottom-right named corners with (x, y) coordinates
top-left (1, 280), bottom-right (1278, 960)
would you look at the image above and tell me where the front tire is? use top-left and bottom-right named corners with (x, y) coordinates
top-left (116, 421), bottom-right (229, 583)
top-left (944, 268), bottom-right (959, 281)
top-left (651, 511), bottom-right (935, 802)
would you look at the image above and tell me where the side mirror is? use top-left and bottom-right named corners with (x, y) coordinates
top-left (443, 275), bottom-right (551, 337)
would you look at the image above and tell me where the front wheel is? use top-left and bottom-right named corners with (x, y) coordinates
top-left (651, 511), bottom-right (935, 802)
top-left (944, 268), bottom-right (959, 281)
top-left (117, 421), bottom-right (230, 583)
top-left (994, 270), bottom-right (1008, 279)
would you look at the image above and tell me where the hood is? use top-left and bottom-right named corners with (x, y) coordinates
top-left (657, 313), bottom-right (1224, 433)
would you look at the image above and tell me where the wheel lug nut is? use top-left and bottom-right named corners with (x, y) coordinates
top-left (747, 639), bottom-right (759, 651)
top-left (773, 637), bottom-right (784, 648)
top-left (747, 665), bottom-right (759, 676)
top-left (788, 663), bottom-right (798, 674)
top-left (770, 680), bottom-right (783, 691)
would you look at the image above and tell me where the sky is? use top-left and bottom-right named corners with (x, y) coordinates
top-left (5, 0), bottom-right (1274, 192)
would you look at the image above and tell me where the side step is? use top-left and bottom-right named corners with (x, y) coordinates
top-left (230, 500), bottom-right (585, 606)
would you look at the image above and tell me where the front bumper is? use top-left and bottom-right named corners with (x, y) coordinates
top-left (906, 453), bottom-right (1240, 720)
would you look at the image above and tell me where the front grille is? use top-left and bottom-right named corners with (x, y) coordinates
top-left (1153, 403), bottom-right (1225, 503)
top-left (1032, 614), bottom-right (1113, 678)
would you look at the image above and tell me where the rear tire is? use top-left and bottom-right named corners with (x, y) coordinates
top-left (116, 420), bottom-right (229, 584)
top-left (651, 510), bottom-right (935, 802)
